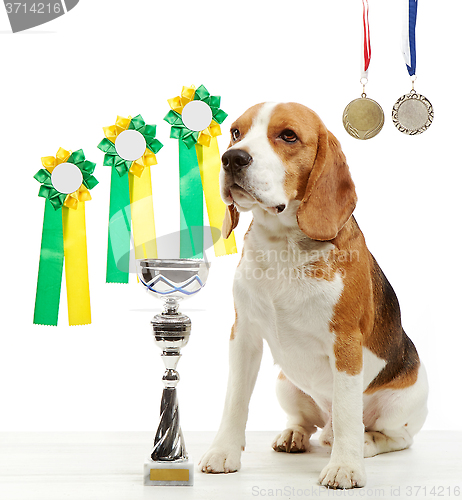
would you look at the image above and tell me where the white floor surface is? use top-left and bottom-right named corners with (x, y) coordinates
top-left (0, 431), bottom-right (460, 499)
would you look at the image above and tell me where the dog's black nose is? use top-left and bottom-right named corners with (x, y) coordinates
top-left (222, 149), bottom-right (252, 171)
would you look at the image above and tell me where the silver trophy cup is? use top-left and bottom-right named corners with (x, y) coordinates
top-left (137, 258), bottom-right (209, 486)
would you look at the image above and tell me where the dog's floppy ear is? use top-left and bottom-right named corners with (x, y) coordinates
top-left (222, 203), bottom-right (240, 239)
top-left (296, 127), bottom-right (357, 241)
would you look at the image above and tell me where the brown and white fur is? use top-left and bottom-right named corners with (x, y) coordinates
top-left (198, 102), bottom-right (428, 489)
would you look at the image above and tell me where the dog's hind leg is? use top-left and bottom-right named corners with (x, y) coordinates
top-left (363, 364), bottom-right (428, 458)
top-left (363, 427), bottom-right (414, 457)
top-left (272, 371), bottom-right (327, 453)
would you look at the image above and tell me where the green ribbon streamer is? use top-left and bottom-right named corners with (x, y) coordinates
top-left (33, 200), bottom-right (64, 326)
top-left (106, 168), bottom-right (131, 283)
top-left (179, 141), bottom-right (203, 259)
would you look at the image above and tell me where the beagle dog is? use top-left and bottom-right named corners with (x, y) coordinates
top-left (198, 102), bottom-right (428, 489)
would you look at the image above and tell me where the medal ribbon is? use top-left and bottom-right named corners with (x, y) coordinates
top-left (62, 202), bottom-right (91, 326)
top-left (402, 0), bottom-right (418, 76)
top-left (33, 200), bottom-right (64, 326)
top-left (106, 167), bottom-right (131, 283)
top-left (129, 168), bottom-right (158, 260)
top-left (179, 140), bottom-right (204, 259)
top-left (361, 0), bottom-right (371, 79)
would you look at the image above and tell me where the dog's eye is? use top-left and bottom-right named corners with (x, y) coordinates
top-left (231, 129), bottom-right (240, 141)
top-left (279, 129), bottom-right (298, 143)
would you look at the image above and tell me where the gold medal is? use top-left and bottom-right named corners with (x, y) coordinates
top-left (343, 2), bottom-right (384, 141)
top-left (343, 95), bottom-right (384, 140)
top-left (392, 89), bottom-right (433, 135)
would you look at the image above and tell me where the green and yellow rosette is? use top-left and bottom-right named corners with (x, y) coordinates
top-left (98, 115), bottom-right (163, 283)
top-left (33, 148), bottom-right (98, 326)
top-left (164, 84), bottom-right (237, 258)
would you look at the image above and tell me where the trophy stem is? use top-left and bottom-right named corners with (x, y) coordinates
top-left (144, 301), bottom-right (193, 485)
top-left (151, 387), bottom-right (186, 461)
top-left (163, 297), bottom-right (179, 315)
top-left (151, 344), bottom-right (187, 461)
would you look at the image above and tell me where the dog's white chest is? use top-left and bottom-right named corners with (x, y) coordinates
top-left (234, 232), bottom-right (343, 399)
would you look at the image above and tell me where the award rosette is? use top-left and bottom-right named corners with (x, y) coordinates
top-left (98, 115), bottom-right (163, 283)
top-left (33, 148), bottom-right (98, 326)
top-left (164, 84), bottom-right (237, 258)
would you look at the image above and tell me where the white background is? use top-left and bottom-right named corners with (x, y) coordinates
top-left (0, 0), bottom-right (461, 434)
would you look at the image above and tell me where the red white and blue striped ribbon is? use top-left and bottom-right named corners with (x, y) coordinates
top-left (361, 0), bottom-right (371, 79)
top-left (402, 0), bottom-right (418, 76)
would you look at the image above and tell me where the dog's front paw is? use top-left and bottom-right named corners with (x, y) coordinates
top-left (199, 446), bottom-right (241, 474)
top-left (272, 425), bottom-right (311, 453)
top-left (319, 461), bottom-right (366, 489)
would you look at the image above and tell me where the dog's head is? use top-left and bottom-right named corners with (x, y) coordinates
top-left (221, 102), bottom-right (357, 241)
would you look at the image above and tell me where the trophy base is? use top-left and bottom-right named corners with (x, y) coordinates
top-left (143, 458), bottom-right (194, 486)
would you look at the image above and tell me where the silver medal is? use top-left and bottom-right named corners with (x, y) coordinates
top-left (392, 90), bottom-right (434, 135)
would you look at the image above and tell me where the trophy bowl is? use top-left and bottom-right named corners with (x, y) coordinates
top-left (137, 258), bottom-right (210, 487)
top-left (137, 259), bottom-right (209, 302)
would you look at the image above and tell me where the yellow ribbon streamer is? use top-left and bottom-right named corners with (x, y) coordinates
top-left (196, 138), bottom-right (237, 256)
top-left (128, 167), bottom-right (158, 259)
top-left (62, 203), bottom-right (91, 326)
